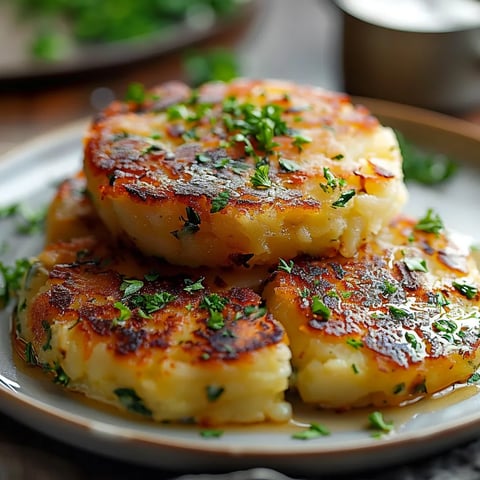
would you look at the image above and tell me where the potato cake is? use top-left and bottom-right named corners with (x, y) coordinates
top-left (83, 79), bottom-right (407, 267)
top-left (263, 212), bottom-right (480, 409)
top-left (16, 179), bottom-right (291, 425)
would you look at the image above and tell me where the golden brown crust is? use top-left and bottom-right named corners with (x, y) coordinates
top-left (85, 80), bottom-right (384, 211)
top-left (28, 240), bottom-right (285, 365)
top-left (266, 216), bottom-right (480, 370)
top-left (83, 79), bottom-right (407, 266)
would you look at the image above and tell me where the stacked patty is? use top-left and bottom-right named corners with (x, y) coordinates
top-left (84, 79), bottom-right (407, 267)
top-left (16, 79), bottom-right (480, 423)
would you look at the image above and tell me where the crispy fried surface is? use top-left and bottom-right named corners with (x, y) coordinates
top-left (17, 182), bottom-right (291, 425)
top-left (84, 79), bottom-right (407, 267)
top-left (263, 216), bottom-right (480, 408)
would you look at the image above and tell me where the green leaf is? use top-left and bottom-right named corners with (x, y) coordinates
top-left (404, 257), bottom-right (428, 273)
top-left (346, 338), bottom-right (363, 349)
top-left (183, 277), bottom-right (205, 293)
top-left (210, 191), bottom-right (230, 213)
top-left (120, 279), bottom-right (144, 298)
top-left (368, 411), bottom-right (394, 433)
top-left (171, 207), bottom-right (201, 239)
top-left (292, 422), bottom-right (330, 440)
top-left (331, 189), bottom-right (356, 208)
top-left (292, 134), bottom-right (312, 151)
top-left (278, 258), bottom-right (294, 274)
top-left (278, 158), bottom-right (300, 172)
top-left (311, 295), bottom-right (331, 320)
top-left (114, 388), bottom-right (152, 416)
top-left (396, 131), bottom-right (457, 185)
top-left (250, 164), bottom-right (272, 189)
top-left (414, 209), bottom-right (444, 235)
top-left (113, 301), bottom-right (132, 326)
top-left (453, 281), bottom-right (478, 300)
top-left (125, 82), bottom-right (146, 103)
top-left (206, 385), bottom-right (225, 402)
top-left (200, 429), bottom-right (224, 438)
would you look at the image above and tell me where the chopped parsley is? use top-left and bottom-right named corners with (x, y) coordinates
top-left (15, 206), bottom-right (47, 235)
top-left (389, 305), bottom-right (411, 319)
top-left (382, 280), bottom-right (397, 295)
top-left (114, 388), bottom-right (152, 417)
top-left (0, 203), bottom-right (20, 219)
top-left (346, 338), bottom-right (363, 349)
top-left (183, 277), bottom-right (205, 293)
top-left (0, 258), bottom-right (32, 306)
top-left (396, 131), bottom-right (457, 185)
top-left (368, 411), bottom-right (394, 436)
top-left (292, 422), bottom-right (330, 440)
top-left (130, 291), bottom-right (177, 316)
top-left (199, 429), bottom-right (224, 438)
top-left (393, 383), bottom-right (405, 394)
top-left (278, 258), bottom-right (294, 274)
top-left (171, 207), bottom-right (201, 239)
top-left (278, 158), bottom-right (300, 172)
top-left (414, 209), bottom-right (444, 235)
top-left (292, 134), bottom-right (312, 152)
top-left (331, 189), bottom-right (356, 208)
top-left (433, 319), bottom-right (457, 334)
top-left (206, 385), bottom-right (225, 402)
top-left (453, 281), bottom-right (478, 299)
top-left (120, 279), bottom-right (144, 298)
top-left (200, 293), bottom-right (229, 330)
top-left (404, 257), bottom-right (428, 273)
top-left (25, 342), bottom-right (36, 365)
top-left (404, 332), bottom-right (418, 349)
top-left (43, 362), bottom-right (70, 386)
top-left (320, 167), bottom-right (346, 192)
top-left (311, 295), bottom-right (331, 320)
top-left (125, 82), bottom-right (146, 103)
top-left (210, 191), bottom-right (230, 213)
top-left (436, 292), bottom-right (450, 307)
top-left (222, 99), bottom-right (287, 155)
top-left (250, 164), bottom-right (272, 189)
top-left (113, 301), bottom-right (132, 326)
top-left (41, 320), bottom-right (52, 351)
top-left (467, 372), bottom-right (480, 384)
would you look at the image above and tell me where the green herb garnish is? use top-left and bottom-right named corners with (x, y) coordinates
top-left (453, 281), bottom-right (478, 300)
top-left (368, 411), bottom-right (394, 434)
top-left (346, 338), bottom-right (363, 349)
top-left (414, 209), bottom-right (444, 235)
top-left (311, 295), bottom-right (331, 320)
top-left (114, 388), bottom-right (152, 417)
top-left (278, 258), bottom-right (294, 274)
top-left (278, 158), bottom-right (300, 172)
top-left (404, 257), bottom-right (428, 273)
top-left (172, 206), bottom-right (201, 239)
top-left (292, 134), bottom-right (312, 152)
top-left (292, 422), bottom-right (330, 440)
top-left (184, 277), bottom-right (205, 293)
top-left (199, 429), bottom-right (224, 438)
top-left (331, 189), bottom-right (356, 208)
top-left (210, 191), bottom-right (230, 213)
top-left (206, 385), bottom-right (225, 402)
top-left (396, 131), bottom-right (457, 185)
top-left (250, 164), bottom-right (272, 189)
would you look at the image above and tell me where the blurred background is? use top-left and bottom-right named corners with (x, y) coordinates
top-left (0, 0), bottom-right (478, 156)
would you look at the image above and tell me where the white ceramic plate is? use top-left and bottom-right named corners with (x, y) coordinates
top-left (1, 109), bottom-right (480, 477)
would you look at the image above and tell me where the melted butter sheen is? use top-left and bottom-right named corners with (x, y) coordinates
top-left (14, 330), bottom-right (478, 435)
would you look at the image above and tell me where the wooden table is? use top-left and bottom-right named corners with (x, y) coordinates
top-left (1, 1), bottom-right (479, 479)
